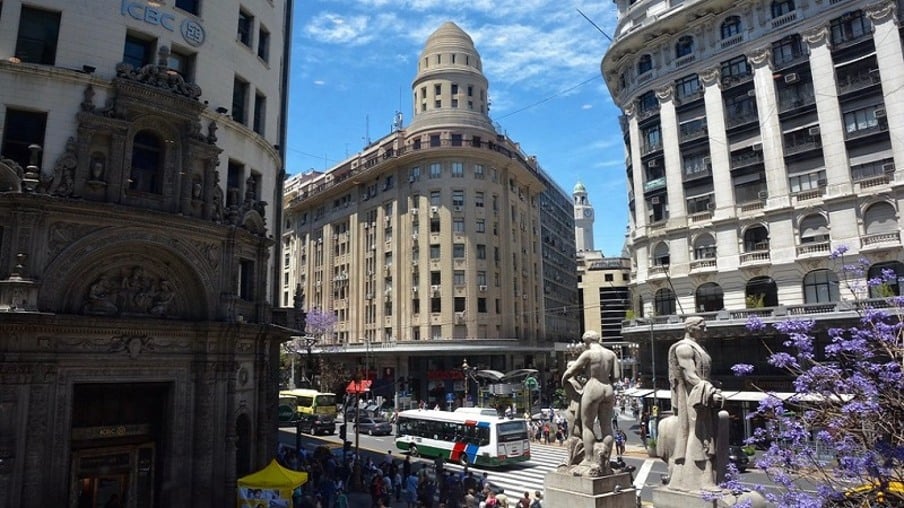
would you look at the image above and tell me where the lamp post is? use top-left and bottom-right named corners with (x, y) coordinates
top-left (462, 359), bottom-right (477, 407)
top-left (287, 336), bottom-right (318, 452)
top-left (635, 318), bottom-right (657, 439)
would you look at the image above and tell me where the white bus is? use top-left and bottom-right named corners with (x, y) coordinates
top-left (395, 409), bottom-right (531, 467)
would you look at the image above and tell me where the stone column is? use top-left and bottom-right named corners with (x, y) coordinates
top-left (701, 66), bottom-right (734, 218)
top-left (803, 24), bottom-right (852, 194)
top-left (658, 84), bottom-right (687, 220)
top-left (868, 1), bottom-right (904, 171)
top-left (749, 46), bottom-right (790, 206)
top-left (626, 103), bottom-right (647, 231)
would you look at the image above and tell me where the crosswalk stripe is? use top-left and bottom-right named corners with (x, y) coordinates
top-left (440, 445), bottom-right (568, 496)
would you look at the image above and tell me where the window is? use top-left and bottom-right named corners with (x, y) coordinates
top-left (124, 34), bottom-right (154, 68)
top-left (232, 77), bottom-right (249, 124)
top-left (451, 162), bottom-right (464, 177)
top-left (682, 150), bottom-right (709, 176)
top-left (474, 164), bottom-right (485, 178)
top-left (721, 16), bottom-right (741, 39)
top-left (430, 191), bottom-right (441, 205)
top-left (454, 271), bottom-right (465, 285)
top-left (743, 225), bottom-right (770, 252)
top-left (430, 217), bottom-right (440, 233)
top-left (637, 54), bottom-right (653, 75)
top-left (475, 192), bottom-right (485, 207)
top-left (830, 10), bottom-right (870, 45)
top-left (721, 55), bottom-right (750, 80)
top-left (771, 0), bottom-right (795, 18)
top-left (227, 161), bottom-right (244, 207)
top-left (430, 135), bottom-right (441, 147)
top-left (695, 283), bottom-right (724, 312)
top-left (452, 190), bottom-right (464, 207)
top-left (15, 7), bottom-right (61, 65)
top-left (773, 35), bottom-right (804, 66)
top-left (693, 234), bottom-right (717, 259)
top-left (675, 36), bottom-right (694, 58)
top-left (239, 259), bottom-right (255, 300)
top-left (431, 298), bottom-right (441, 313)
top-left (803, 269), bottom-right (839, 303)
top-left (654, 288), bottom-right (676, 316)
top-left (451, 134), bottom-right (462, 146)
top-left (167, 47), bottom-right (194, 80)
top-left (430, 244), bottom-right (441, 259)
top-left (453, 218), bottom-right (465, 233)
top-left (475, 219), bottom-right (485, 233)
top-left (863, 202), bottom-right (897, 237)
top-left (1, 109), bottom-right (47, 170)
top-left (258, 25), bottom-right (271, 61)
top-left (638, 91), bottom-right (657, 113)
top-left (477, 298), bottom-right (487, 313)
top-left (476, 244), bottom-right (486, 260)
top-left (675, 74), bottom-right (700, 99)
top-left (868, 262), bottom-right (904, 298)
top-left (130, 130), bottom-right (163, 194)
top-left (477, 271), bottom-right (487, 286)
top-left (429, 163), bottom-right (442, 178)
top-left (253, 93), bottom-right (266, 135)
top-left (238, 9), bottom-right (254, 47)
top-left (746, 277), bottom-right (778, 307)
top-left (843, 107), bottom-right (881, 134)
top-left (652, 242), bottom-right (670, 266)
top-left (799, 214), bottom-right (829, 244)
top-left (175, 0), bottom-right (200, 15)
top-left (453, 244), bottom-right (465, 258)
top-left (604, 274), bottom-right (614, 282)
top-left (789, 170), bottom-right (826, 193)
top-left (643, 125), bottom-right (662, 150)
top-left (454, 297), bottom-right (466, 312)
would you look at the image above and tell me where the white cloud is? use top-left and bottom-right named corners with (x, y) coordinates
top-left (304, 13), bottom-right (373, 46)
top-left (582, 104), bottom-right (593, 110)
top-left (313, 80), bottom-right (326, 86)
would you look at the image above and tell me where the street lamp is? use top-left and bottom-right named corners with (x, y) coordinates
top-left (635, 318), bottom-right (657, 438)
top-left (462, 359), bottom-right (478, 407)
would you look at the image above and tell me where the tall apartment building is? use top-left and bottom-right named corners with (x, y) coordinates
top-left (0, 1), bottom-right (293, 505)
top-left (602, 0), bottom-right (904, 439)
top-left (283, 22), bottom-right (574, 409)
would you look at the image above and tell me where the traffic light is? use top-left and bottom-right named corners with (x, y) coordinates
top-left (339, 423), bottom-right (347, 441)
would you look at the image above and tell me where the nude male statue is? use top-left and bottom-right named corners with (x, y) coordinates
top-left (561, 330), bottom-right (620, 468)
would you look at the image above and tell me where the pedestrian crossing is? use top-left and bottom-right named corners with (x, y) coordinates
top-left (442, 444), bottom-right (567, 498)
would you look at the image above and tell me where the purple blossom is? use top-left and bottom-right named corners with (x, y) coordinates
top-left (731, 363), bottom-right (755, 376)
top-left (746, 315), bottom-right (766, 332)
top-left (829, 244), bottom-right (849, 259)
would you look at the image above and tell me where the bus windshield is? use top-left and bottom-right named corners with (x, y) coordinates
top-left (314, 394), bottom-right (336, 407)
top-left (497, 421), bottom-right (529, 442)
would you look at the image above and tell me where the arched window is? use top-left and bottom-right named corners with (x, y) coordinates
top-left (868, 261), bottom-right (904, 298)
top-left (693, 234), bottom-right (717, 260)
top-left (799, 214), bottom-right (829, 244)
top-left (746, 276), bottom-right (778, 308)
top-left (863, 202), bottom-right (897, 237)
top-left (771, 0), bottom-right (795, 18)
top-left (675, 36), bottom-right (695, 58)
top-left (652, 242), bottom-right (670, 267)
top-left (743, 225), bottom-right (769, 252)
top-left (803, 269), bottom-right (839, 303)
top-left (695, 282), bottom-right (724, 312)
top-left (130, 130), bottom-right (163, 194)
top-left (654, 288), bottom-right (676, 316)
top-left (637, 54), bottom-right (653, 75)
top-left (721, 16), bottom-right (742, 39)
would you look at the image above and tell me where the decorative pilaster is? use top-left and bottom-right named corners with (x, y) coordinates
top-left (701, 66), bottom-right (734, 218)
top-left (657, 85), bottom-right (687, 221)
top-left (625, 103), bottom-right (647, 231)
top-left (867, 0), bottom-right (904, 174)
top-left (748, 46), bottom-right (790, 205)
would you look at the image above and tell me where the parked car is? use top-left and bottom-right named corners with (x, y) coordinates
top-left (298, 413), bottom-right (335, 435)
top-left (728, 445), bottom-right (750, 472)
top-left (355, 417), bottom-right (393, 436)
top-left (344, 407), bottom-right (371, 422)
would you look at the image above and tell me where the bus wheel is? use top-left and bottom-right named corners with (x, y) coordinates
top-left (409, 446), bottom-right (419, 457)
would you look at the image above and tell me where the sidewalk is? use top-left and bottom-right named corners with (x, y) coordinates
top-left (529, 439), bottom-right (650, 459)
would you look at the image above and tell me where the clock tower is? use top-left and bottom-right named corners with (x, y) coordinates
top-left (573, 181), bottom-right (595, 252)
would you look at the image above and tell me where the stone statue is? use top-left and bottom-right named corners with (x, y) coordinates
top-left (560, 330), bottom-right (620, 476)
top-left (83, 276), bottom-right (118, 315)
top-left (658, 316), bottom-right (724, 492)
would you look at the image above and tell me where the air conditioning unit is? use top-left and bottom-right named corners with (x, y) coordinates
top-left (412, 259), bottom-right (418, 266)
top-left (431, 285), bottom-right (440, 293)
top-left (317, 238), bottom-right (323, 244)
top-left (362, 194), bottom-right (370, 201)
top-left (453, 206), bottom-right (463, 212)
top-left (702, 156), bottom-right (711, 166)
top-left (384, 216), bottom-right (391, 222)
top-left (706, 202), bottom-right (716, 211)
top-left (747, 89), bottom-right (757, 97)
top-left (363, 223), bottom-right (370, 229)
top-left (366, 293), bottom-right (374, 300)
top-left (817, 178), bottom-right (827, 187)
top-left (751, 143), bottom-right (762, 151)
top-left (370, 245), bottom-right (376, 250)
top-left (412, 287), bottom-right (418, 293)
top-left (882, 162), bottom-right (896, 173)
top-left (412, 234), bottom-right (419, 240)
top-left (430, 206), bottom-right (439, 215)
top-left (409, 176), bottom-right (416, 183)
top-left (757, 190), bottom-right (769, 200)
top-left (651, 196), bottom-right (661, 205)
top-left (411, 208), bottom-right (418, 215)
top-left (648, 160), bottom-right (658, 167)
top-left (875, 108), bottom-right (886, 118)
top-left (784, 72), bottom-right (799, 83)
top-left (479, 285), bottom-right (487, 292)
top-left (808, 126), bottom-right (820, 136)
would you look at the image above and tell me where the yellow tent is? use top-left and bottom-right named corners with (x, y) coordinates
top-left (237, 460), bottom-right (308, 508)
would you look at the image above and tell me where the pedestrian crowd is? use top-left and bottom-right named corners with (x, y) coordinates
top-left (276, 446), bottom-right (543, 507)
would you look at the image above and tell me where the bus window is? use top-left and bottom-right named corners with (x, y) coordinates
top-left (496, 421), bottom-right (528, 442)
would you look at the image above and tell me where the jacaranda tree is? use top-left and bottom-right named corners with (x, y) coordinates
top-left (729, 247), bottom-right (903, 507)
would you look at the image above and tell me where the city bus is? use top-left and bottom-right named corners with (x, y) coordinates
top-left (395, 408), bottom-right (530, 467)
top-left (279, 389), bottom-right (338, 417)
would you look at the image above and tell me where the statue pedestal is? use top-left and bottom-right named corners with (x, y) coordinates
top-left (543, 470), bottom-right (637, 508)
top-left (652, 486), bottom-right (768, 508)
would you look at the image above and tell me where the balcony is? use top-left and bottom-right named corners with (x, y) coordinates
top-left (689, 258), bottom-right (717, 272)
top-left (860, 231), bottom-right (901, 249)
top-left (721, 72), bottom-right (754, 90)
top-left (648, 265), bottom-right (670, 277)
top-left (730, 150), bottom-right (764, 171)
top-left (720, 33), bottom-right (744, 50)
top-left (793, 187), bottom-right (825, 202)
top-left (641, 142), bottom-right (663, 156)
top-left (726, 111), bottom-right (758, 129)
top-left (844, 123), bottom-right (888, 142)
top-left (688, 210), bottom-right (713, 223)
top-left (675, 89), bottom-right (704, 107)
top-left (739, 250), bottom-right (770, 265)
top-left (778, 91), bottom-right (816, 113)
top-left (644, 177), bottom-right (667, 192)
top-left (771, 11), bottom-right (798, 29)
top-left (783, 139), bottom-right (821, 156)
top-left (679, 122), bottom-right (708, 143)
top-left (674, 54), bottom-right (696, 68)
top-left (837, 70), bottom-right (881, 96)
top-left (796, 241), bottom-right (830, 257)
top-left (637, 107), bottom-right (659, 122)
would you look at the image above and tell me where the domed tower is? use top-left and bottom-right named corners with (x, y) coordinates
top-left (408, 21), bottom-right (494, 133)
top-left (573, 181), bottom-right (594, 252)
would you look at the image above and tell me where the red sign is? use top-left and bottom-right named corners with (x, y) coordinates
top-left (345, 380), bottom-right (372, 394)
top-left (426, 370), bottom-right (464, 381)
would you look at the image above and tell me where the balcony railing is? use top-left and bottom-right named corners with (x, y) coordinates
top-left (726, 111), bottom-right (758, 129)
top-left (641, 142), bottom-right (663, 156)
top-left (689, 258), bottom-right (717, 271)
top-left (679, 122), bottom-right (708, 143)
top-left (844, 123), bottom-right (888, 141)
top-left (796, 241), bottom-right (830, 256)
top-left (644, 177), bottom-right (667, 192)
top-left (837, 70), bottom-right (881, 95)
top-left (739, 250), bottom-right (770, 265)
top-left (783, 139), bottom-right (821, 156)
top-left (793, 187), bottom-right (824, 202)
top-left (720, 33), bottom-right (744, 49)
top-left (861, 231), bottom-right (901, 248)
top-left (730, 150), bottom-right (764, 170)
top-left (721, 72), bottom-right (754, 89)
top-left (771, 11), bottom-right (798, 29)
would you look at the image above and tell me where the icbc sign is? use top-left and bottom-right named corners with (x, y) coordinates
top-left (120, 0), bottom-right (206, 47)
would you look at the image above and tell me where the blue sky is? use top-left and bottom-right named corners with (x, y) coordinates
top-left (285, 1), bottom-right (628, 256)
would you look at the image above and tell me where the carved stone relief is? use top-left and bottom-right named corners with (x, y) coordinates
top-left (83, 266), bottom-right (178, 318)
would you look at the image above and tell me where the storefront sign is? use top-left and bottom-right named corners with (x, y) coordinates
top-left (426, 370), bottom-right (464, 381)
top-left (121, 1), bottom-right (206, 47)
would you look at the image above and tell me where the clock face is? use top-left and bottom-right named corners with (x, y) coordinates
top-left (583, 209), bottom-right (593, 218)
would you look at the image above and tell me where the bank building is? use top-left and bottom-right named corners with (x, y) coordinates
top-left (0, 1), bottom-right (294, 506)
